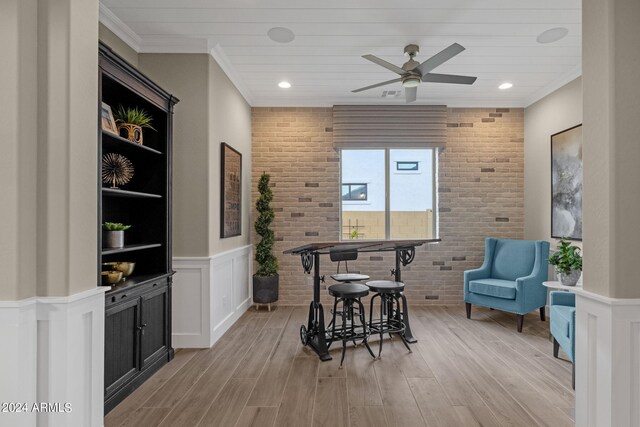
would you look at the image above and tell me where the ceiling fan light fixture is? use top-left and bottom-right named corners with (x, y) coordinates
top-left (499, 82), bottom-right (513, 90)
top-left (278, 81), bottom-right (291, 89)
top-left (401, 76), bottom-right (421, 88)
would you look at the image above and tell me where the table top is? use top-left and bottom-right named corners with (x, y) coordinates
top-left (283, 238), bottom-right (440, 255)
top-left (543, 280), bottom-right (583, 291)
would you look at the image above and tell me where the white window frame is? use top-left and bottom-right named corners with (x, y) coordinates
top-left (339, 147), bottom-right (438, 241)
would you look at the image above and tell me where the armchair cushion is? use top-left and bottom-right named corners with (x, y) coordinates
top-left (490, 239), bottom-right (536, 281)
top-left (550, 291), bottom-right (576, 307)
top-left (468, 279), bottom-right (516, 300)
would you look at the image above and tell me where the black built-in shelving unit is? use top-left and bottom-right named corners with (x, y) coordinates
top-left (98, 42), bottom-right (178, 414)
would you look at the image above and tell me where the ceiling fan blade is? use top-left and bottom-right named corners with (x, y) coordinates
top-left (362, 54), bottom-right (406, 75)
top-left (415, 43), bottom-right (465, 76)
top-left (405, 86), bottom-right (417, 103)
top-left (422, 73), bottom-right (477, 85)
top-left (351, 78), bottom-right (402, 93)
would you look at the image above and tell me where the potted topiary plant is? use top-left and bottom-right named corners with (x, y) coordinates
top-left (103, 222), bottom-right (131, 249)
top-left (253, 173), bottom-right (278, 310)
top-left (114, 105), bottom-right (156, 145)
top-left (549, 238), bottom-right (582, 286)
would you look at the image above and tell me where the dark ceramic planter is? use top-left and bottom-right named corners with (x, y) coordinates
top-left (253, 275), bottom-right (279, 304)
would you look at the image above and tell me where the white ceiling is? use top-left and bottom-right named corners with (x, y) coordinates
top-left (100, 0), bottom-right (582, 107)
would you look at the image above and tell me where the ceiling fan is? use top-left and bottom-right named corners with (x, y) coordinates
top-left (352, 43), bottom-right (477, 103)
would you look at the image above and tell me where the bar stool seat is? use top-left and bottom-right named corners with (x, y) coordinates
top-left (328, 283), bottom-right (370, 298)
top-left (330, 273), bottom-right (370, 283)
top-left (365, 280), bottom-right (404, 293)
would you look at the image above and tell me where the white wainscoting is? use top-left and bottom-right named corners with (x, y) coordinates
top-left (0, 298), bottom-right (38, 427)
top-left (0, 287), bottom-right (106, 427)
top-left (173, 245), bottom-right (252, 348)
top-left (575, 289), bottom-right (640, 427)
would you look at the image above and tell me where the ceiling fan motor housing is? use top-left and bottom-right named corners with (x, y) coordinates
top-left (404, 44), bottom-right (420, 57)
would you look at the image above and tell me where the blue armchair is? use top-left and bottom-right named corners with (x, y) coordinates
top-left (464, 238), bottom-right (550, 332)
top-left (550, 291), bottom-right (575, 388)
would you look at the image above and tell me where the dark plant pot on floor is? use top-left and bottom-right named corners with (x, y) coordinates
top-left (253, 275), bottom-right (279, 304)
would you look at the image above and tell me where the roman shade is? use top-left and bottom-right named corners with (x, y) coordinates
top-left (332, 105), bottom-right (447, 147)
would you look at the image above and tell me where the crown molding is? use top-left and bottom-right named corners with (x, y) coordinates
top-left (209, 44), bottom-right (255, 106)
top-left (139, 36), bottom-right (210, 54)
top-left (98, 3), bottom-right (141, 53)
top-left (251, 98), bottom-right (526, 108)
top-left (524, 63), bottom-right (582, 108)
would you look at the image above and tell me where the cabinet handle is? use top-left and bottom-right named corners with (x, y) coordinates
top-left (121, 294), bottom-right (127, 299)
top-left (138, 323), bottom-right (147, 335)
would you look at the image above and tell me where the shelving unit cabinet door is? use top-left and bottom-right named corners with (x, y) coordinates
top-left (104, 298), bottom-right (141, 397)
top-left (140, 284), bottom-right (169, 369)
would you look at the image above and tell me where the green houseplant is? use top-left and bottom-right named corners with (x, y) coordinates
top-left (102, 222), bottom-right (131, 249)
top-left (253, 173), bottom-right (279, 310)
top-left (114, 105), bottom-right (156, 145)
top-left (549, 238), bottom-right (582, 286)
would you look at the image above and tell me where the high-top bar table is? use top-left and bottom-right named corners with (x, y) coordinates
top-left (284, 239), bottom-right (440, 361)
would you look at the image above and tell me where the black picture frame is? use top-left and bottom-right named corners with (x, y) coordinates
top-left (551, 124), bottom-right (583, 241)
top-left (101, 102), bottom-right (118, 135)
top-left (221, 142), bottom-right (242, 238)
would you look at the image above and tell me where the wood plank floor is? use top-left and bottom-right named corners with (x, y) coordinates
top-left (105, 305), bottom-right (575, 427)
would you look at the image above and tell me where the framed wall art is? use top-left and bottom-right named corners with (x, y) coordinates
top-left (221, 142), bottom-right (242, 238)
top-left (551, 124), bottom-right (583, 240)
top-left (101, 102), bottom-right (118, 135)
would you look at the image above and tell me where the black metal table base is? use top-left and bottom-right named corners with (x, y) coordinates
top-left (300, 301), bottom-right (331, 361)
top-left (286, 241), bottom-right (440, 361)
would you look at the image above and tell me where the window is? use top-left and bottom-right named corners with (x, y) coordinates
top-left (396, 161), bottom-right (419, 171)
top-left (342, 183), bottom-right (368, 201)
top-left (340, 148), bottom-right (436, 240)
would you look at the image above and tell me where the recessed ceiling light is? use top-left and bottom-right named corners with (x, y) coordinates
top-left (267, 27), bottom-right (295, 43)
top-left (278, 81), bottom-right (291, 89)
top-left (499, 82), bottom-right (513, 90)
top-left (536, 27), bottom-right (569, 44)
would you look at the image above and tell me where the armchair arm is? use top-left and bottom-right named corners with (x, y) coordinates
top-left (464, 238), bottom-right (496, 295)
top-left (464, 266), bottom-right (491, 282)
top-left (515, 240), bottom-right (550, 307)
top-left (550, 291), bottom-right (575, 307)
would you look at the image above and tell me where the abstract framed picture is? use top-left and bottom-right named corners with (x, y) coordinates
top-left (221, 142), bottom-right (242, 238)
top-left (551, 124), bottom-right (583, 240)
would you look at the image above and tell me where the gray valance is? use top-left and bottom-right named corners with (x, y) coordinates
top-left (332, 105), bottom-right (447, 147)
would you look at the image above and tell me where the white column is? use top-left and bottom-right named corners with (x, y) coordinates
top-left (580, 0), bottom-right (640, 425)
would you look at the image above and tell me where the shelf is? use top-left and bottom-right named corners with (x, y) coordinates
top-left (102, 188), bottom-right (162, 199)
top-left (102, 131), bottom-right (163, 155)
top-left (102, 243), bottom-right (162, 255)
top-left (103, 272), bottom-right (173, 295)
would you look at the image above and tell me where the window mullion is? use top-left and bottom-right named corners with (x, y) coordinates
top-left (385, 148), bottom-right (390, 240)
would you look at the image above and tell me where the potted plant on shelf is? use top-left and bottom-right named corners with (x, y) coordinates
top-left (253, 173), bottom-right (278, 310)
top-left (114, 105), bottom-right (156, 145)
top-left (549, 238), bottom-right (583, 286)
top-left (103, 222), bottom-right (131, 249)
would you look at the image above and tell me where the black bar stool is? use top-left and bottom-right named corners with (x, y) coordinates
top-left (327, 283), bottom-right (376, 367)
top-left (366, 280), bottom-right (412, 358)
top-left (329, 248), bottom-right (370, 284)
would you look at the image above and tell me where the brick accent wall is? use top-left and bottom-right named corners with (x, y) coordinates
top-left (252, 107), bottom-right (524, 306)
